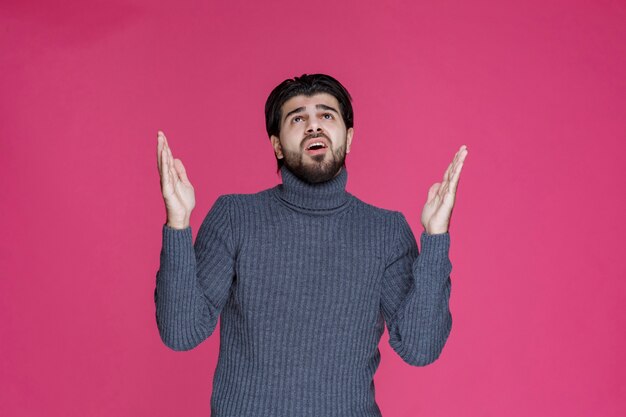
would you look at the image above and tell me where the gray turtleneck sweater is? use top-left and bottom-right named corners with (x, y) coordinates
top-left (154, 165), bottom-right (452, 417)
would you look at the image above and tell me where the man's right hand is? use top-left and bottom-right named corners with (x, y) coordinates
top-left (157, 130), bottom-right (196, 229)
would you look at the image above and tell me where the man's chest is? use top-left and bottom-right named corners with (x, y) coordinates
top-left (232, 215), bottom-right (388, 322)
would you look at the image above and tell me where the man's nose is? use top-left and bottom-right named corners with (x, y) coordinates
top-left (305, 117), bottom-right (322, 132)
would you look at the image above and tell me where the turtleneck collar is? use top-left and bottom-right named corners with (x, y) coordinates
top-left (271, 165), bottom-right (352, 211)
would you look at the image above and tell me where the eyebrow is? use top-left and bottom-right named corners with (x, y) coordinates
top-left (283, 104), bottom-right (340, 123)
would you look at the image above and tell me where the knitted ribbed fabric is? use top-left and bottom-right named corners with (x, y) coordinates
top-left (154, 164), bottom-right (452, 417)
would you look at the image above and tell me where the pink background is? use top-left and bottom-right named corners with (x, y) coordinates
top-left (1, 0), bottom-right (624, 416)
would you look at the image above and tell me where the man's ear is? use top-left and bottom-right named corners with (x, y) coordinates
top-left (270, 135), bottom-right (284, 159)
top-left (346, 128), bottom-right (354, 154)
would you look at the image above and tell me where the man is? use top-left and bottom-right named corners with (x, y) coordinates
top-left (155, 73), bottom-right (468, 417)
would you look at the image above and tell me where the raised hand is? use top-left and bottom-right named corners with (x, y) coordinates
top-left (420, 145), bottom-right (468, 235)
top-left (157, 131), bottom-right (196, 229)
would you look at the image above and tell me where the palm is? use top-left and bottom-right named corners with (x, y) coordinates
top-left (420, 145), bottom-right (468, 234)
top-left (157, 131), bottom-right (196, 223)
top-left (162, 168), bottom-right (195, 214)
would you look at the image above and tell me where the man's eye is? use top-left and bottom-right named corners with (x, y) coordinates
top-left (323, 113), bottom-right (334, 119)
top-left (293, 116), bottom-right (303, 122)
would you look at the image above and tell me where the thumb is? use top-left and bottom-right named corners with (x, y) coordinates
top-left (427, 182), bottom-right (441, 202)
top-left (173, 159), bottom-right (191, 184)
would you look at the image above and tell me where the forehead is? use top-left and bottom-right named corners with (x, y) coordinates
top-left (281, 93), bottom-right (340, 113)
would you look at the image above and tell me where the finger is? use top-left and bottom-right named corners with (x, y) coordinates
top-left (455, 146), bottom-right (468, 165)
top-left (452, 147), bottom-right (468, 180)
top-left (439, 181), bottom-right (449, 198)
top-left (174, 159), bottom-right (190, 184)
top-left (453, 144), bottom-right (467, 163)
top-left (447, 161), bottom-right (464, 196)
top-left (444, 148), bottom-right (461, 183)
top-left (161, 141), bottom-right (171, 188)
top-left (166, 145), bottom-right (180, 184)
top-left (450, 146), bottom-right (464, 171)
top-left (162, 132), bottom-right (174, 163)
top-left (448, 156), bottom-right (460, 184)
top-left (157, 131), bottom-right (164, 173)
top-left (168, 146), bottom-right (182, 187)
top-left (440, 146), bottom-right (467, 198)
top-left (449, 160), bottom-right (465, 193)
top-left (427, 183), bottom-right (441, 203)
top-left (159, 130), bottom-right (174, 176)
top-left (447, 146), bottom-right (467, 183)
top-left (162, 136), bottom-right (173, 169)
top-left (442, 161), bottom-right (453, 184)
top-left (456, 146), bottom-right (468, 168)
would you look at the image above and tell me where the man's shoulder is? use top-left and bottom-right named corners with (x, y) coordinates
top-left (348, 194), bottom-right (401, 221)
top-left (214, 187), bottom-right (275, 206)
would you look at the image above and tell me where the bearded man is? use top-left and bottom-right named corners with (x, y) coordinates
top-left (154, 73), bottom-right (468, 417)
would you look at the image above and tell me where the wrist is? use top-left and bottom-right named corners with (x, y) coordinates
top-left (424, 228), bottom-right (448, 235)
top-left (166, 216), bottom-right (190, 230)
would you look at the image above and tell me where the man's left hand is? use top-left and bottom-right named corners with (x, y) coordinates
top-left (421, 145), bottom-right (468, 235)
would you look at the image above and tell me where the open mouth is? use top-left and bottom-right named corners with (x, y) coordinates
top-left (305, 142), bottom-right (328, 155)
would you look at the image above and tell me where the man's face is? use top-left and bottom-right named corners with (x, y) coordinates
top-left (270, 93), bottom-right (353, 184)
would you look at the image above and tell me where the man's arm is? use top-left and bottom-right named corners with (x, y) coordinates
top-left (380, 211), bottom-right (452, 366)
top-left (154, 195), bottom-right (236, 351)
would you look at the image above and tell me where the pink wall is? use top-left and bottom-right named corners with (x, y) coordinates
top-left (1, 0), bottom-right (624, 416)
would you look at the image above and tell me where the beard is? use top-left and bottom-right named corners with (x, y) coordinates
top-left (281, 139), bottom-right (347, 184)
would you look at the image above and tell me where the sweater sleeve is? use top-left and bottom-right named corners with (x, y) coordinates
top-left (380, 211), bottom-right (453, 366)
top-left (154, 195), bottom-right (236, 351)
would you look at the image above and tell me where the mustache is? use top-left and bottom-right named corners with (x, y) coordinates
top-left (302, 132), bottom-right (330, 145)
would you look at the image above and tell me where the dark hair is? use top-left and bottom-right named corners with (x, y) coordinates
top-left (264, 73), bottom-right (354, 172)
